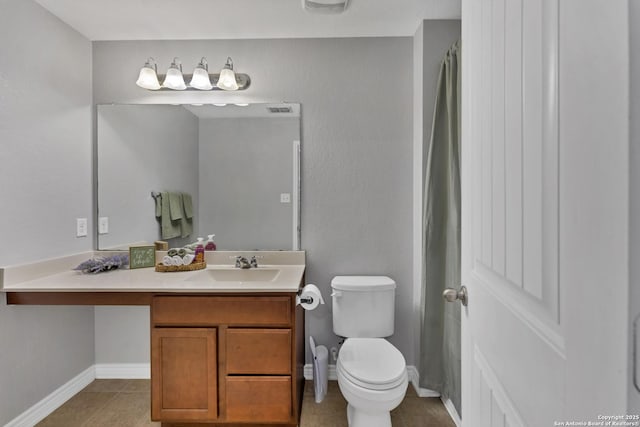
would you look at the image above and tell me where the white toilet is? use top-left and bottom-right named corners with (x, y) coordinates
top-left (332, 276), bottom-right (408, 427)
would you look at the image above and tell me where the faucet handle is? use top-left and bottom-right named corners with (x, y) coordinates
top-left (250, 256), bottom-right (259, 268)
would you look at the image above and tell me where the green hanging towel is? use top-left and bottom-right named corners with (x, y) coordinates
top-left (159, 192), bottom-right (181, 240)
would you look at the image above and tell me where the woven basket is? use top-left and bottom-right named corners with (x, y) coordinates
top-left (155, 261), bottom-right (206, 273)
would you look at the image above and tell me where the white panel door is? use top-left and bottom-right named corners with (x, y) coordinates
top-left (460, 0), bottom-right (629, 425)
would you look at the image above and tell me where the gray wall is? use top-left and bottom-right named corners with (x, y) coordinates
top-left (97, 104), bottom-right (200, 249)
top-left (630, 1), bottom-right (640, 414)
top-left (0, 0), bottom-right (94, 424)
top-left (198, 117), bottom-right (298, 250)
top-left (92, 36), bottom-right (416, 365)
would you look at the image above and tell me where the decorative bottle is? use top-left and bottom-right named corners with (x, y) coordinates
top-left (195, 237), bottom-right (205, 263)
top-left (205, 234), bottom-right (217, 251)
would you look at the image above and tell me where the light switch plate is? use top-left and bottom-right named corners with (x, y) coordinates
top-left (280, 193), bottom-right (291, 203)
top-left (98, 217), bottom-right (109, 234)
top-left (76, 218), bottom-right (88, 237)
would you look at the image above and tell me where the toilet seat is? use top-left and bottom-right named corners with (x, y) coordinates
top-left (337, 338), bottom-right (406, 391)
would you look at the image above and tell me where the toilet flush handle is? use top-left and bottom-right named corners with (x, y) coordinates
top-left (331, 291), bottom-right (342, 298)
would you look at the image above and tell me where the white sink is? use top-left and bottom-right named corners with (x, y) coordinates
top-left (186, 268), bottom-right (280, 283)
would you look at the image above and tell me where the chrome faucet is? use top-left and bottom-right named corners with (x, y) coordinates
top-left (234, 255), bottom-right (262, 269)
top-left (235, 256), bottom-right (251, 269)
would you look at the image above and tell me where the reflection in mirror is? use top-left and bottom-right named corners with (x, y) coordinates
top-left (97, 103), bottom-right (300, 251)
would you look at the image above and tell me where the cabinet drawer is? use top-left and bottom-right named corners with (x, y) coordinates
top-left (226, 329), bottom-right (291, 374)
top-left (152, 296), bottom-right (292, 326)
top-left (225, 376), bottom-right (291, 422)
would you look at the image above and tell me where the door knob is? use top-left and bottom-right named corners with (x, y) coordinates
top-left (443, 286), bottom-right (468, 306)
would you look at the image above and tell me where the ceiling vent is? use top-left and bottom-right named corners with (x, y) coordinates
top-left (267, 106), bottom-right (293, 114)
top-left (302, 0), bottom-right (350, 14)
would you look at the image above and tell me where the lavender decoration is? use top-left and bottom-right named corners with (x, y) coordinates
top-left (73, 254), bottom-right (129, 274)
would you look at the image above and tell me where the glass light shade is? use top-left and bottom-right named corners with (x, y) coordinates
top-left (217, 68), bottom-right (239, 91)
top-left (190, 66), bottom-right (213, 90)
top-left (162, 64), bottom-right (187, 90)
top-left (136, 65), bottom-right (160, 90)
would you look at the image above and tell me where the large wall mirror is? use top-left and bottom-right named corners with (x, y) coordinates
top-left (97, 103), bottom-right (301, 251)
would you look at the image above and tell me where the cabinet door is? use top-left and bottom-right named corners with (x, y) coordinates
top-left (151, 328), bottom-right (217, 422)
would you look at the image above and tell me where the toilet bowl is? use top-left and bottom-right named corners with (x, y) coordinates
top-left (336, 338), bottom-right (408, 427)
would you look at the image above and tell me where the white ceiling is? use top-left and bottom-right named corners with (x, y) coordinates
top-left (34, 0), bottom-right (461, 41)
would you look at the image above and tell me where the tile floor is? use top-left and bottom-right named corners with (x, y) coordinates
top-left (36, 379), bottom-right (455, 427)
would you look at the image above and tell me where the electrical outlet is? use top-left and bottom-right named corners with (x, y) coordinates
top-left (98, 217), bottom-right (109, 234)
top-left (76, 218), bottom-right (88, 237)
top-left (280, 193), bottom-right (291, 203)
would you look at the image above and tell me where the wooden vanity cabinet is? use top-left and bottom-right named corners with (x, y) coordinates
top-left (151, 293), bottom-right (304, 427)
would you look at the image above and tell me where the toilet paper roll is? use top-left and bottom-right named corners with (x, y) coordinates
top-left (296, 284), bottom-right (325, 311)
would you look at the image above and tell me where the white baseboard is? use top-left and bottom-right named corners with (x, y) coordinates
top-left (4, 366), bottom-right (95, 427)
top-left (442, 397), bottom-right (462, 427)
top-left (303, 363), bottom-right (337, 380)
top-left (94, 363), bottom-right (150, 379)
top-left (405, 365), bottom-right (441, 397)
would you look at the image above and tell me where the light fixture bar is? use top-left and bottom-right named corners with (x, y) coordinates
top-left (136, 56), bottom-right (251, 91)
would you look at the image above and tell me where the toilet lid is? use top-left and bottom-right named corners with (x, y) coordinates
top-left (338, 338), bottom-right (406, 390)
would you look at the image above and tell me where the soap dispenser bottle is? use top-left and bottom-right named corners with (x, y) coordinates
top-left (205, 234), bottom-right (217, 251)
top-left (194, 237), bottom-right (205, 263)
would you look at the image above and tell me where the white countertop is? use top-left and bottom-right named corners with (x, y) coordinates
top-left (0, 251), bottom-right (305, 293)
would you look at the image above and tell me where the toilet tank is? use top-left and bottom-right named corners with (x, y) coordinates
top-left (331, 276), bottom-right (396, 338)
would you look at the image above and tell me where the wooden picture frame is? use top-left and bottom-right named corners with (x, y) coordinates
top-left (129, 245), bottom-right (156, 269)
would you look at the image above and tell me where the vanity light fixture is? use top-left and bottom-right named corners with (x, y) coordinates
top-left (216, 57), bottom-right (239, 91)
top-left (136, 56), bottom-right (251, 91)
top-left (190, 57), bottom-right (213, 90)
top-left (162, 57), bottom-right (187, 90)
top-left (135, 57), bottom-right (161, 90)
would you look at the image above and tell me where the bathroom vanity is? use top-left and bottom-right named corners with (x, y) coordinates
top-left (151, 293), bottom-right (303, 425)
top-left (1, 251), bottom-right (306, 427)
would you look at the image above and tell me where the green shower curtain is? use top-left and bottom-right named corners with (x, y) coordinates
top-left (419, 40), bottom-right (461, 414)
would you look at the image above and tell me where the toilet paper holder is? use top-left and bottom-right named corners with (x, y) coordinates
top-left (297, 287), bottom-right (320, 305)
top-left (298, 296), bottom-right (314, 304)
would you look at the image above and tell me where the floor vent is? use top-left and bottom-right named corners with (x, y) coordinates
top-left (267, 106), bottom-right (293, 113)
